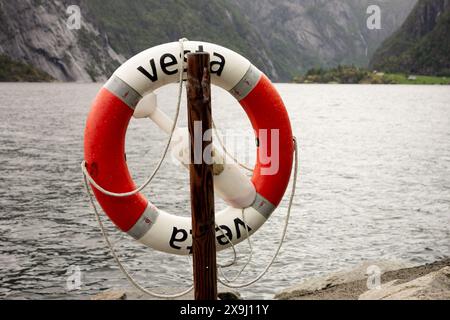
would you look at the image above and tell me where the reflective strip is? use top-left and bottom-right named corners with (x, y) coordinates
top-left (251, 193), bottom-right (275, 219)
top-left (127, 204), bottom-right (159, 240)
top-left (104, 76), bottom-right (142, 110)
top-left (229, 65), bottom-right (262, 101)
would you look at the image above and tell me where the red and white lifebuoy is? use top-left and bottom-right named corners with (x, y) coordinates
top-left (84, 41), bottom-right (294, 255)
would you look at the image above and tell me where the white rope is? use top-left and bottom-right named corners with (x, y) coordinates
top-left (82, 38), bottom-right (193, 299)
top-left (81, 35), bottom-right (299, 295)
top-left (81, 38), bottom-right (188, 198)
top-left (215, 223), bottom-right (238, 268)
top-left (82, 175), bottom-right (194, 299)
top-left (212, 121), bottom-right (254, 172)
top-left (210, 138), bottom-right (298, 287)
top-left (217, 137), bottom-right (298, 288)
top-left (217, 208), bottom-right (253, 283)
top-left (83, 136), bottom-right (298, 295)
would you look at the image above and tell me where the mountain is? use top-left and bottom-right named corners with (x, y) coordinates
top-left (84, 0), bottom-right (274, 78)
top-left (370, 0), bottom-right (450, 76)
top-left (0, 0), bottom-right (416, 82)
top-left (0, 0), bottom-right (124, 81)
top-left (229, 0), bottom-right (417, 80)
top-left (86, 0), bottom-right (417, 81)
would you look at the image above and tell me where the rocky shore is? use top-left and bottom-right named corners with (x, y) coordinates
top-left (91, 286), bottom-right (242, 301)
top-left (276, 259), bottom-right (450, 300)
top-left (92, 259), bottom-right (450, 300)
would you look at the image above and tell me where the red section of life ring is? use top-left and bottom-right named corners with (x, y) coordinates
top-left (84, 44), bottom-right (293, 238)
top-left (84, 88), bottom-right (147, 231)
top-left (240, 74), bottom-right (294, 206)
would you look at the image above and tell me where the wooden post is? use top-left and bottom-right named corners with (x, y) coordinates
top-left (186, 52), bottom-right (217, 300)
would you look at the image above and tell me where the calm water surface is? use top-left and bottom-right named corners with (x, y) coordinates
top-left (0, 83), bottom-right (449, 299)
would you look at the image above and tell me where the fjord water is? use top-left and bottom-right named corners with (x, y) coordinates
top-left (0, 83), bottom-right (449, 300)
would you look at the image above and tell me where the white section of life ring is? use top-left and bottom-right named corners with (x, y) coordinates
top-left (169, 127), bottom-right (257, 208)
top-left (88, 40), bottom-right (277, 255)
top-left (134, 94), bottom-right (257, 209)
top-left (83, 39), bottom-right (297, 298)
top-left (136, 205), bottom-right (266, 255)
top-left (113, 41), bottom-right (251, 96)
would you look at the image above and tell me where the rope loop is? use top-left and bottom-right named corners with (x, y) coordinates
top-left (81, 37), bottom-right (299, 298)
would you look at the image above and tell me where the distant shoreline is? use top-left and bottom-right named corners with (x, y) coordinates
top-left (90, 259), bottom-right (450, 300)
top-left (293, 66), bottom-right (450, 85)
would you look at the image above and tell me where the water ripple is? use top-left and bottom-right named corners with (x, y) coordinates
top-left (0, 83), bottom-right (449, 299)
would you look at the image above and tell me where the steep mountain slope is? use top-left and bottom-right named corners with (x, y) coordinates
top-left (0, 0), bottom-right (124, 81)
top-left (230, 0), bottom-right (417, 80)
top-left (0, 0), bottom-right (417, 82)
top-left (85, 0), bottom-right (277, 78)
top-left (370, 0), bottom-right (450, 76)
top-left (88, 0), bottom-right (416, 81)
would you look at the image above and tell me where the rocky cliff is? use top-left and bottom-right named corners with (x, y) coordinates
top-left (230, 0), bottom-right (417, 80)
top-left (86, 0), bottom-right (417, 81)
top-left (0, 0), bottom-right (124, 81)
top-left (0, 0), bottom-right (417, 82)
top-left (370, 0), bottom-right (450, 76)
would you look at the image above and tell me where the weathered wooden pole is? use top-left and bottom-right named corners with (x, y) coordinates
top-left (186, 52), bottom-right (217, 300)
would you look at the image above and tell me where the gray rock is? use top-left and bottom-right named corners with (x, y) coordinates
top-left (91, 289), bottom-right (127, 300)
top-left (0, 0), bottom-right (124, 81)
top-left (218, 291), bottom-right (242, 300)
top-left (359, 267), bottom-right (450, 300)
top-left (91, 287), bottom-right (241, 300)
top-left (229, 0), bottom-right (417, 79)
top-left (275, 260), bottom-right (409, 300)
top-left (0, 0), bottom-right (417, 82)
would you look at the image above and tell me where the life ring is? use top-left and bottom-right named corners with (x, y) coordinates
top-left (84, 41), bottom-right (294, 255)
